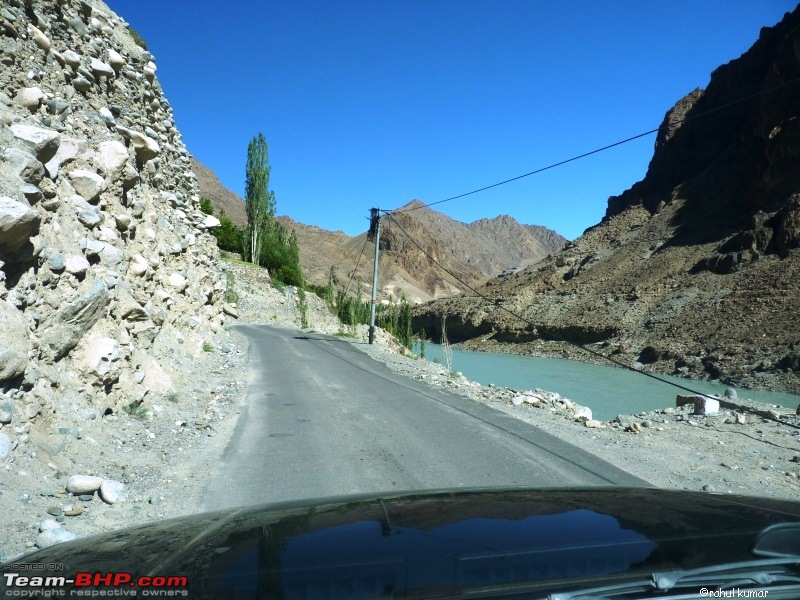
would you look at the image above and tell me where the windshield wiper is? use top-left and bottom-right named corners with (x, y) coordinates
top-left (547, 557), bottom-right (800, 599)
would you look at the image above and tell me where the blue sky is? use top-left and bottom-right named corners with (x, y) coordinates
top-left (105, 0), bottom-right (797, 240)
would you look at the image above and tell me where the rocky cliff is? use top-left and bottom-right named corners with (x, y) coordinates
top-left (415, 7), bottom-right (800, 394)
top-left (0, 0), bottom-right (226, 433)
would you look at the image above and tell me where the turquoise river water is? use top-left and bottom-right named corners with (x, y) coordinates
top-left (417, 342), bottom-right (800, 421)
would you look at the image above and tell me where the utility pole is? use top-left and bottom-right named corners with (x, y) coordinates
top-left (368, 208), bottom-right (382, 345)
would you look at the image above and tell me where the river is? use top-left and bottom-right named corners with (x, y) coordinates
top-left (417, 342), bottom-right (800, 421)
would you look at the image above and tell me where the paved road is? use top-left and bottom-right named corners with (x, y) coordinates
top-left (203, 326), bottom-right (644, 509)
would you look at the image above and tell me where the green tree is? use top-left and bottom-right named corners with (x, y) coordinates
top-left (398, 300), bottom-right (413, 350)
top-left (211, 215), bottom-right (244, 254)
top-left (199, 197), bottom-right (213, 215)
top-left (260, 222), bottom-right (303, 286)
top-left (243, 133), bottom-right (275, 264)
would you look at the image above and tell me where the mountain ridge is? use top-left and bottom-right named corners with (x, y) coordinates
top-left (193, 172), bottom-right (567, 302)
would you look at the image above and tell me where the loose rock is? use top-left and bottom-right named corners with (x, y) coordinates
top-left (66, 474), bottom-right (103, 495)
top-left (99, 480), bottom-right (128, 505)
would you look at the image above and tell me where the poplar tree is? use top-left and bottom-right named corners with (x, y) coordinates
top-left (243, 133), bottom-right (275, 264)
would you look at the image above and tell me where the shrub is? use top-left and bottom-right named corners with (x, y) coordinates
top-left (123, 400), bottom-right (147, 418)
top-left (224, 271), bottom-right (239, 304)
top-left (127, 26), bottom-right (148, 50)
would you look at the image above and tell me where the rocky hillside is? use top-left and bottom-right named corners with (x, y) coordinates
top-left (193, 165), bottom-right (567, 302)
top-left (416, 7), bottom-right (800, 394)
top-left (0, 1), bottom-right (228, 446)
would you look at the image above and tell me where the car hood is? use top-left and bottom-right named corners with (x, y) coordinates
top-left (5, 487), bottom-right (800, 598)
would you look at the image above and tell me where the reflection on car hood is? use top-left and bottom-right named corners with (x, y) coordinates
top-left (5, 487), bottom-right (800, 598)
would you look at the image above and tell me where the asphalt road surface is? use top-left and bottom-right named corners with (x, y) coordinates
top-left (204, 326), bottom-right (645, 509)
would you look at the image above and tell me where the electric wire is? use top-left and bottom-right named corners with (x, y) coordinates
top-left (386, 76), bottom-right (800, 216)
top-left (320, 234), bottom-right (371, 331)
top-left (383, 212), bottom-right (800, 430)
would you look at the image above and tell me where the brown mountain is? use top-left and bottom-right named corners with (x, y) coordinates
top-left (190, 156), bottom-right (247, 227)
top-left (191, 162), bottom-right (566, 301)
top-left (377, 200), bottom-right (567, 302)
top-left (415, 7), bottom-right (800, 394)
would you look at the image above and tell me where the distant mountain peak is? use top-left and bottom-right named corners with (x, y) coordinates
top-left (191, 157), bottom-right (567, 301)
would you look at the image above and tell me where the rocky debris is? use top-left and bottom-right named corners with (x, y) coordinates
top-left (0, 0), bottom-right (230, 560)
top-left (0, 0), bottom-right (228, 418)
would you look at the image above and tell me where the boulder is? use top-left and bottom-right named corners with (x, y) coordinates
top-left (129, 130), bottom-right (160, 163)
top-left (89, 57), bottom-right (114, 78)
top-left (68, 169), bottom-right (106, 202)
top-left (46, 252), bottom-right (65, 272)
top-left (10, 123), bottom-right (60, 163)
top-left (573, 406), bottom-right (593, 422)
top-left (99, 244), bottom-right (124, 267)
top-left (167, 272), bottom-right (187, 292)
top-left (39, 277), bottom-right (110, 360)
top-left (44, 138), bottom-right (86, 180)
top-left (36, 527), bottom-right (77, 549)
top-left (94, 140), bottom-right (128, 175)
top-left (28, 24), bottom-right (50, 52)
top-left (14, 87), bottom-right (44, 111)
top-left (117, 288), bottom-right (149, 321)
top-left (71, 195), bottom-right (103, 228)
top-left (99, 479), bottom-right (128, 504)
top-left (64, 255), bottom-right (90, 276)
top-left (129, 254), bottom-right (149, 276)
top-left (202, 215), bottom-right (221, 229)
top-left (4, 148), bottom-right (46, 184)
top-left (0, 197), bottom-right (41, 253)
top-left (76, 335), bottom-right (122, 385)
top-left (107, 48), bottom-right (125, 72)
top-left (0, 402), bottom-right (13, 424)
top-left (0, 301), bottom-right (28, 381)
top-left (62, 49), bottom-right (81, 69)
top-left (0, 433), bottom-right (12, 458)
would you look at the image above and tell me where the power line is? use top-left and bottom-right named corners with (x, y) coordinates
top-left (343, 235), bottom-right (370, 297)
top-left (383, 212), bottom-right (800, 430)
top-left (320, 234), bottom-right (370, 332)
top-left (387, 76), bottom-right (800, 216)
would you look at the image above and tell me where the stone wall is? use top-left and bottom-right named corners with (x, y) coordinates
top-left (0, 0), bottom-right (226, 431)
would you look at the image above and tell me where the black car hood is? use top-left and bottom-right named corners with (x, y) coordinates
top-left (5, 487), bottom-right (800, 598)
